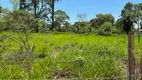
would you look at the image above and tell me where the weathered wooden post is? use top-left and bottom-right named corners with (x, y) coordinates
top-left (138, 33), bottom-right (140, 43)
top-left (140, 55), bottom-right (142, 80)
top-left (128, 32), bottom-right (135, 80)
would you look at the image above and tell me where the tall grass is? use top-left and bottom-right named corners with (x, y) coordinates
top-left (0, 31), bottom-right (142, 79)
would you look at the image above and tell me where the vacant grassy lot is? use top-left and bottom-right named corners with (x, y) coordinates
top-left (0, 31), bottom-right (142, 79)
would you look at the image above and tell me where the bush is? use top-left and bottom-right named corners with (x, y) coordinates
top-left (0, 18), bottom-right (6, 30)
top-left (96, 22), bottom-right (115, 36)
top-left (38, 20), bottom-right (47, 32)
top-left (74, 22), bottom-right (91, 34)
top-left (3, 10), bottom-right (36, 32)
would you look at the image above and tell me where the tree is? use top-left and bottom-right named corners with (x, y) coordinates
top-left (0, 6), bottom-right (10, 31)
top-left (96, 22), bottom-right (115, 36)
top-left (10, 0), bottom-right (62, 32)
top-left (0, 5), bottom-right (10, 18)
top-left (2, 8), bottom-right (10, 15)
top-left (120, 2), bottom-right (135, 34)
top-left (74, 13), bottom-right (91, 33)
top-left (11, 0), bottom-right (46, 33)
top-left (133, 3), bottom-right (142, 30)
top-left (27, 0), bottom-right (61, 32)
top-left (121, 2), bottom-right (134, 18)
top-left (115, 18), bottom-right (124, 33)
top-left (0, 5), bottom-right (2, 18)
top-left (20, 0), bottom-right (48, 32)
top-left (73, 21), bottom-right (91, 33)
top-left (31, 0), bottom-right (39, 33)
top-left (0, 6), bottom-right (7, 30)
top-left (90, 14), bottom-right (115, 29)
top-left (77, 13), bottom-right (87, 22)
top-left (89, 14), bottom-right (115, 33)
top-left (19, 0), bottom-right (26, 10)
top-left (10, 0), bottom-right (20, 10)
top-left (73, 22), bottom-right (81, 33)
top-left (4, 10), bottom-right (35, 31)
top-left (123, 16), bottom-right (133, 34)
top-left (96, 14), bottom-right (114, 25)
top-left (48, 0), bottom-right (61, 31)
top-left (117, 2), bottom-right (142, 34)
top-left (90, 18), bottom-right (98, 30)
top-left (62, 21), bottom-right (71, 32)
top-left (54, 10), bottom-right (70, 31)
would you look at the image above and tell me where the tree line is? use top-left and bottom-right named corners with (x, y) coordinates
top-left (0, 1), bottom-right (142, 35)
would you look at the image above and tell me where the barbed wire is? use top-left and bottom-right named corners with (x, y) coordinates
top-left (10, 75), bottom-right (140, 80)
top-left (70, 75), bottom-right (138, 80)
top-left (0, 56), bottom-right (141, 63)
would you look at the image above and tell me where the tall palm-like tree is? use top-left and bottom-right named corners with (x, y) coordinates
top-left (121, 2), bottom-right (134, 34)
top-left (123, 16), bottom-right (133, 34)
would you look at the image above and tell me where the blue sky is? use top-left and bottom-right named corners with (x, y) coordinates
top-left (0, 0), bottom-right (141, 24)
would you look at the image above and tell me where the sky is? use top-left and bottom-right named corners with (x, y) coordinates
top-left (0, 0), bottom-right (141, 24)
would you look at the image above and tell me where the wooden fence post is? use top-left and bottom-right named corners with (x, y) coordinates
top-left (138, 33), bottom-right (140, 43)
top-left (140, 55), bottom-right (142, 80)
top-left (128, 32), bottom-right (135, 80)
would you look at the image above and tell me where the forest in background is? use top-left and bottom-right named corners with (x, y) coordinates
top-left (0, 1), bottom-right (142, 35)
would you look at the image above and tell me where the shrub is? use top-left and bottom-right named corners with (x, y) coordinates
top-left (96, 22), bottom-right (115, 36)
top-left (38, 20), bottom-right (47, 32)
top-left (3, 10), bottom-right (36, 32)
top-left (0, 18), bottom-right (6, 30)
top-left (74, 22), bottom-right (92, 34)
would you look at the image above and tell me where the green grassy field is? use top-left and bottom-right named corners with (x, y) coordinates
top-left (0, 31), bottom-right (142, 79)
